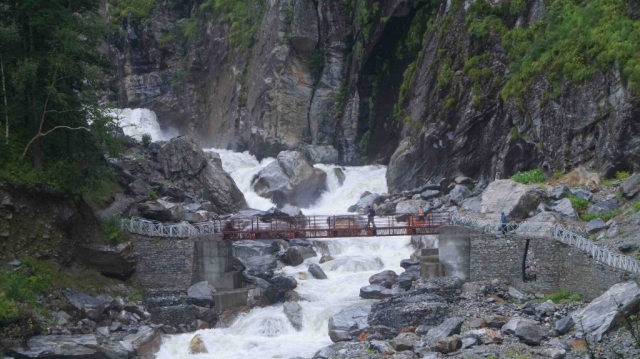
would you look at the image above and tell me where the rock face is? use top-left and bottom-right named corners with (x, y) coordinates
top-left (572, 281), bottom-right (640, 341)
top-left (481, 180), bottom-right (545, 219)
top-left (252, 151), bottom-right (327, 207)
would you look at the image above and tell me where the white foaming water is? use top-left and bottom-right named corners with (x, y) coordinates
top-left (108, 108), bottom-right (178, 141)
top-left (156, 150), bottom-right (410, 359)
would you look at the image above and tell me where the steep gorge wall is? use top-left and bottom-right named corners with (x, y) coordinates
top-left (107, 0), bottom-right (640, 189)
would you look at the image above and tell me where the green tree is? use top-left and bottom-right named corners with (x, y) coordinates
top-left (0, 0), bottom-right (120, 192)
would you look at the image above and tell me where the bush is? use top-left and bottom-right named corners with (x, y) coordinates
top-left (634, 202), bottom-right (640, 212)
top-left (543, 289), bottom-right (581, 304)
top-left (101, 217), bottom-right (128, 245)
top-left (141, 133), bottom-right (152, 147)
top-left (580, 209), bottom-right (621, 222)
top-left (616, 171), bottom-right (632, 181)
top-left (553, 171), bottom-right (564, 179)
top-left (511, 168), bottom-right (546, 184)
top-left (568, 195), bottom-right (589, 212)
top-left (146, 187), bottom-right (158, 200)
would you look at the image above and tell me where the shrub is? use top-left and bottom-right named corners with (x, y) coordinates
top-left (101, 217), bottom-right (128, 245)
top-left (553, 171), bottom-right (564, 179)
top-left (634, 202), bottom-right (640, 212)
top-left (542, 289), bottom-right (581, 304)
top-left (511, 168), bottom-right (546, 184)
top-left (141, 133), bottom-right (152, 147)
top-left (568, 195), bottom-right (589, 212)
top-left (580, 209), bottom-right (621, 222)
top-left (616, 171), bottom-right (631, 181)
top-left (146, 187), bottom-right (158, 200)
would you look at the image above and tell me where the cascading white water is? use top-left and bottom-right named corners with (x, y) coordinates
top-left (108, 108), bottom-right (178, 141)
top-left (155, 150), bottom-right (413, 359)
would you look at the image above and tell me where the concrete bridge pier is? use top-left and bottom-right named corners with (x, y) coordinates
top-left (428, 226), bottom-right (475, 281)
top-left (194, 237), bottom-right (242, 290)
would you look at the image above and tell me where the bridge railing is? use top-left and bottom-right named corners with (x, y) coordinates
top-left (452, 214), bottom-right (640, 275)
top-left (121, 217), bottom-right (221, 238)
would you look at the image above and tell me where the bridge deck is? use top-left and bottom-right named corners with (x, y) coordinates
top-left (222, 213), bottom-right (451, 240)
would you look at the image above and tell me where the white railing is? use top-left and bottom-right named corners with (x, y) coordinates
top-left (121, 217), bottom-right (220, 238)
top-left (451, 215), bottom-right (640, 275)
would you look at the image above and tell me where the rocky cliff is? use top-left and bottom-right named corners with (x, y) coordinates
top-left (107, 0), bottom-right (640, 191)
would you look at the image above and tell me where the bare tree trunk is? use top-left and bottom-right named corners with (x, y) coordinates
top-left (1, 58), bottom-right (8, 145)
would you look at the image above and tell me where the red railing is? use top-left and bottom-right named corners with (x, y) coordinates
top-left (221, 212), bottom-right (452, 240)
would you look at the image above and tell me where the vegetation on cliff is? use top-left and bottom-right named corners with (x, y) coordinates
top-left (0, 0), bottom-right (121, 195)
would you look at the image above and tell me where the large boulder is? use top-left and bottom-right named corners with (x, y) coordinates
top-left (354, 193), bottom-right (384, 213)
top-left (449, 185), bottom-right (471, 205)
top-left (328, 306), bottom-right (370, 343)
top-left (425, 317), bottom-right (464, 345)
top-left (501, 318), bottom-right (544, 346)
top-left (304, 145), bottom-right (339, 164)
top-left (390, 332), bottom-right (420, 351)
top-left (281, 246), bottom-right (317, 266)
top-left (547, 185), bottom-right (570, 200)
top-left (137, 201), bottom-right (172, 222)
top-left (572, 281), bottom-right (640, 341)
top-left (252, 150), bottom-right (327, 207)
top-left (232, 241), bottom-right (276, 259)
top-left (120, 325), bottom-right (162, 356)
top-left (359, 285), bottom-right (394, 299)
top-left (481, 179), bottom-right (545, 219)
top-left (157, 199), bottom-right (185, 222)
top-left (368, 293), bottom-right (448, 330)
top-left (308, 263), bottom-right (328, 279)
top-left (270, 276), bottom-right (298, 302)
top-left (75, 243), bottom-right (136, 279)
top-left (283, 301), bottom-right (303, 331)
top-left (551, 198), bottom-right (578, 220)
top-left (157, 135), bottom-right (207, 178)
top-left (96, 193), bottom-right (134, 220)
top-left (237, 255), bottom-right (278, 280)
top-left (587, 198), bottom-right (620, 215)
top-left (369, 270), bottom-right (398, 288)
top-left (9, 335), bottom-right (114, 359)
top-left (621, 173), bottom-right (640, 198)
top-left (187, 281), bottom-right (216, 307)
top-left (396, 199), bottom-right (427, 215)
top-left (63, 291), bottom-right (112, 322)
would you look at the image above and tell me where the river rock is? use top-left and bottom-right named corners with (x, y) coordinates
top-left (9, 335), bottom-right (114, 358)
top-left (333, 168), bottom-right (346, 186)
top-left (188, 334), bottom-right (208, 354)
top-left (369, 270), bottom-right (398, 288)
top-left (75, 242), bottom-right (136, 279)
top-left (390, 332), bottom-right (419, 351)
top-left (270, 276), bottom-right (298, 302)
top-left (481, 179), bottom-right (545, 219)
top-left (238, 255), bottom-right (278, 280)
top-left (328, 306), bottom-right (370, 343)
top-left (400, 259), bottom-right (419, 269)
top-left (425, 317), bottom-right (463, 345)
top-left (252, 150), bottom-right (327, 207)
top-left (281, 246), bottom-right (317, 266)
top-left (397, 266), bottom-right (420, 290)
top-left (187, 281), bottom-right (216, 307)
top-left (304, 145), bottom-right (339, 164)
top-left (621, 173), bottom-right (640, 198)
top-left (120, 325), bottom-right (162, 356)
top-left (284, 301), bottom-right (303, 331)
top-left (360, 285), bottom-right (394, 299)
top-left (308, 263), bottom-right (328, 279)
top-left (368, 293), bottom-right (448, 330)
top-left (572, 281), bottom-right (640, 341)
top-left (501, 318), bottom-right (544, 346)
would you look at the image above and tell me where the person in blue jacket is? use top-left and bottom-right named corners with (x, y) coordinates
top-left (501, 211), bottom-right (508, 234)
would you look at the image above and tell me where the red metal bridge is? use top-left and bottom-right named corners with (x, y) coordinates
top-left (222, 212), bottom-right (452, 240)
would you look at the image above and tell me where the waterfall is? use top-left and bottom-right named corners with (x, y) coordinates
top-left (155, 150), bottom-right (412, 359)
top-left (107, 108), bottom-right (178, 142)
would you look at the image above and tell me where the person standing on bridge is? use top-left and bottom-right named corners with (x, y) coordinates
top-left (367, 205), bottom-right (376, 229)
top-left (418, 205), bottom-right (425, 221)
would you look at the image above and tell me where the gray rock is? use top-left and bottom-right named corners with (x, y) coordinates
top-left (281, 246), bottom-right (317, 266)
top-left (618, 242), bottom-right (638, 253)
top-left (508, 286), bottom-right (528, 301)
top-left (8, 335), bottom-right (109, 358)
top-left (396, 266), bottom-right (421, 290)
top-left (96, 193), bottom-right (134, 220)
top-left (137, 201), bottom-right (172, 222)
top-left (354, 192), bottom-right (384, 213)
top-left (432, 336), bottom-right (462, 354)
top-left (290, 239), bottom-right (312, 247)
top-left (95, 327), bottom-right (110, 337)
top-left (586, 218), bottom-right (606, 233)
top-left (572, 281), bottom-right (640, 341)
top-left (283, 301), bottom-right (303, 331)
top-left (481, 180), bottom-right (545, 219)
top-left (157, 199), bottom-right (185, 222)
top-left (621, 173), bottom-right (640, 198)
top-left (270, 276), bottom-right (298, 302)
top-left (233, 240), bottom-right (276, 258)
top-left (449, 185), bottom-right (471, 205)
top-left (461, 336), bottom-right (478, 349)
top-left (75, 243), bottom-right (136, 279)
top-left (187, 281), bottom-right (216, 307)
top-left (328, 306), bottom-right (370, 343)
top-left (308, 263), bottom-right (328, 279)
top-left (400, 259), bottom-right (419, 269)
top-left (369, 270), bottom-right (398, 288)
top-left (555, 315), bottom-right (574, 335)
top-left (368, 293), bottom-right (448, 330)
top-left (63, 291), bottom-right (111, 322)
top-left (421, 190), bottom-right (441, 200)
top-left (541, 348), bottom-right (567, 359)
top-left (313, 343), bottom-right (348, 359)
top-left (548, 185), bottom-right (570, 200)
top-left (359, 285), bottom-right (394, 299)
top-left (485, 315), bottom-right (507, 329)
top-left (587, 198), bottom-right (619, 214)
top-left (501, 318), bottom-right (544, 346)
top-left (281, 204), bottom-right (303, 217)
top-left (238, 254), bottom-right (277, 279)
top-left (369, 340), bottom-right (395, 354)
top-left (304, 145), bottom-right (339, 164)
top-left (570, 188), bottom-right (593, 201)
top-left (157, 136), bottom-right (207, 178)
top-left (252, 151), bottom-right (327, 207)
top-left (551, 198), bottom-right (578, 220)
top-left (463, 328), bottom-right (503, 344)
top-left (333, 168), bottom-right (346, 186)
top-left (425, 317), bottom-right (463, 344)
top-left (120, 325), bottom-right (162, 356)
top-left (395, 199), bottom-right (427, 214)
top-left (390, 332), bottom-right (419, 351)
top-left (129, 178), bottom-right (151, 197)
